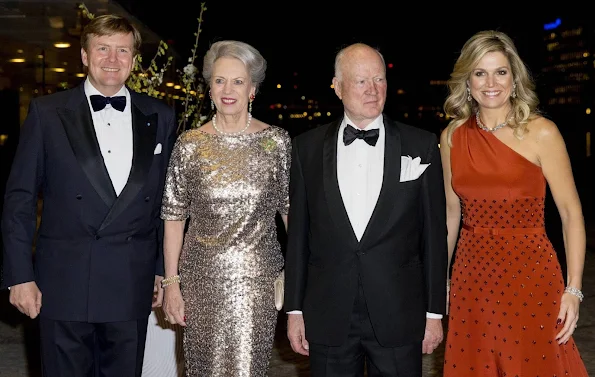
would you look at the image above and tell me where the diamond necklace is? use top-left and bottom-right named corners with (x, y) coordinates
top-left (212, 113), bottom-right (251, 136)
top-left (475, 111), bottom-right (511, 133)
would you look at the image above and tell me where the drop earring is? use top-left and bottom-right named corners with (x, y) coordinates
top-left (249, 93), bottom-right (255, 113)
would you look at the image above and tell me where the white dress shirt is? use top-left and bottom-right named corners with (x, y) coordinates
top-left (84, 79), bottom-right (133, 196)
top-left (289, 114), bottom-right (441, 319)
top-left (337, 115), bottom-right (384, 241)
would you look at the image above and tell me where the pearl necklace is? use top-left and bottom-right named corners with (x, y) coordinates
top-left (212, 113), bottom-right (251, 136)
top-left (475, 111), bottom-right (512, 133)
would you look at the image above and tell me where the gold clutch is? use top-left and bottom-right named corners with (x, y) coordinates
top-left (274, 269), bottom-right (284, 311)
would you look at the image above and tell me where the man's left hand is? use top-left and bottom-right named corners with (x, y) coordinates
top-left (422, 318), bottom-right (443, 354)
top-left (152, 275), bottom-right (164, 308)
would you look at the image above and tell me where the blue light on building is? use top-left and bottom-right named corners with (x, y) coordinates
top-left (544, 18), bottom-right (562, 30)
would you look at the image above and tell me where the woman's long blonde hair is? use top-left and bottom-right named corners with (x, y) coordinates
top-left (443, 30), bottom-right (540, 146)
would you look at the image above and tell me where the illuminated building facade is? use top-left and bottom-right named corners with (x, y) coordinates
top-left (540, 17), bottom-right (593, 160)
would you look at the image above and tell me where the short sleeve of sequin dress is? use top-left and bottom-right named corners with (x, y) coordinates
top-left (442, 119), bottom-right (588, 377)
top-left (160, 126), bottom-right (291, 377)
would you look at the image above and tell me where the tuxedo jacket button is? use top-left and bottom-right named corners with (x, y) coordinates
top-left (126, 236), bottom-right (132, 242)
top-left (94, 235), bottom-right (100, 240)
top-left (76, 194), bottom-right (82, 200)
top-left (144, 196), bottom-right (150, 202)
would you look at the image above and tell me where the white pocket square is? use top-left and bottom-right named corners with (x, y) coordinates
top-left (153, 143), bottom-right (162, 155)
top-left (400, 155), bottom-right (430, 182)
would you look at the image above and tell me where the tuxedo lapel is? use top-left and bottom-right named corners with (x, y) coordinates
top-left (322, 120), bottom-right (359, 247)
top-left (359, 118), bottom-right (402, 247)
top-left (58, 85), bottom-right (116, 207)
top-left (99, 97), bottom-right (157, 231)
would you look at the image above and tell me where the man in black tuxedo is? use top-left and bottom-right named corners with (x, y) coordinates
top-left (1, 15), bottom-right (176, 377)
top-left (285, 43), bottom-right (448, 376)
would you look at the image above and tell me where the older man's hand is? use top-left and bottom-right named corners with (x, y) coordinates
top-left (422, 318), bottom-right (443, 354)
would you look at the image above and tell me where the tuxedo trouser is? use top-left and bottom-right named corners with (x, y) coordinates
top-left (39, 317), bottom-right (149, 377)
top-left (309, 279), bottom-right (422, 377)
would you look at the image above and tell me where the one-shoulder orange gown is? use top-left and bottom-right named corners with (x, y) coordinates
top-left (443, 119), bottom-right (588, 376)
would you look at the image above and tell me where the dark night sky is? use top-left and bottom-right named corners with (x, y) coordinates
top-left (126, 2), bottom-right (570, 104)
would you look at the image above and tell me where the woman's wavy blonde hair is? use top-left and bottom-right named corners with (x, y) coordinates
top-left (443, 30), bottom-right (540, 146)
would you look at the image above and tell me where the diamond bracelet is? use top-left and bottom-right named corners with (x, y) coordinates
top-left (564, 286), bottom-right (584, 302)
top-left (161, 275), bottom-right (181, 288)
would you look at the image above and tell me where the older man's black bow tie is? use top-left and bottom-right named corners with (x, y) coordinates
top-left (343, 125), bottom-right (379, 146)
top-left (90, 94), bottom-right (126, 112)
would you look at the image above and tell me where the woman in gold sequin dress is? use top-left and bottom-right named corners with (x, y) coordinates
top-left (160, 40), bottom-right (290, 377)
top-left (441, 31), bottom-right (588, 376)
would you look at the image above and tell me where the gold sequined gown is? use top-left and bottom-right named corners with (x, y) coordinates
top-left (160, 126), bottom-right (291, 377)
top-left (443, 119), bottom-right (588, 376)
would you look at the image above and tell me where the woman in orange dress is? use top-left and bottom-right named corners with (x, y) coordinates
top-left (441, 30), bottom-right (588, 376)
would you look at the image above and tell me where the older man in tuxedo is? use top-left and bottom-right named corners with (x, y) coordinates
top-left (285, 43), bottom-right (448, 377)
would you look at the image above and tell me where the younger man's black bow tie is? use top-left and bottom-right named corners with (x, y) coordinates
top-left (90, 94), bottom-right (126, 112)
top-left (343, 125), bottom-right (380, 146)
